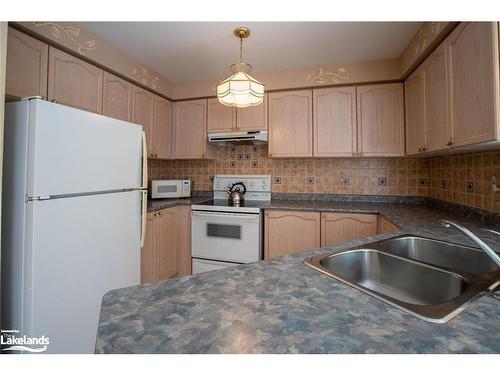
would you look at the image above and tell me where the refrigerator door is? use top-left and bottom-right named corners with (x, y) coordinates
top-left (24, 190), bottom-right (141, 354)
top-left (26, 99), bottom-right (142, 197)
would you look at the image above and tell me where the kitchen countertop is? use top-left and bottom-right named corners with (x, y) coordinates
top-left (97, 200), bottom-right (500, 354)
top-left (147, 196), bottom-right (211, 212)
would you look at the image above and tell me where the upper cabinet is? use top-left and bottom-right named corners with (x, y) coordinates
top-left (153, 97), bottom-right (172, 159)
top-left (268, 90), bottom-right (313, 157)
top-left (422, 43), bottom-right (450, 152)
top-left (132, 86), bottom-right (155, 157)
top-left (6, 27), bottom-right (48, 99)
top-left (173, 99), bottom-right (210, 159)
top-left (207, 98), bottom-right (236, 132)
top-left (313, 87), bottom-right (357, 157)
top-left (446, 22), bottom-right (500, 147)
top-left (357, 83), bottom-right (404, 157)
top-left (404, 68), bottom-right (426, 155)
top-left (207, 95), bottom-right (268, 133)
top-left (48, 47), bottom-right (103, 113)
top-left (236, 94), bottom-right (268, 131)
top-left (102, 72), bottom-right (132, 122)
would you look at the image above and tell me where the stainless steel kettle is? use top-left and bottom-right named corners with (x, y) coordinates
top-left (227, 182), bottom-right (246, 205)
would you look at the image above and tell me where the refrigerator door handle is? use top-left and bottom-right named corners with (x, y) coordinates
top-left (141, 131), bottom-right (148, 190)
top-left (140, 190), bottom-right (147, 248)
top-left (140, 131), bottom-right (148, 248)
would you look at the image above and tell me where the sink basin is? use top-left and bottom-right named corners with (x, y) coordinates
top-left (378, 236), bottom-right (498, 275)
top-left (319, 249), bottom-right (467, 306)
top-left (304, 235), bottom-right (499, 323)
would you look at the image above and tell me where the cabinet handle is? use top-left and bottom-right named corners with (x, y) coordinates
top-left (158, 211), bottom-right (162, 216)
top-left (265, 211), bottom-right (269, 216)
top-left (358, 152), bottom-right (363, 156)
top-left (321, 214), bottom-right (326, 219)
top-left (352, 152), bottom-right (356, 156)
top-left (447, 140), bottom-right (453, 146)
top-left (51, 99), bottom-right (57, 103)
top-left (153, 212), bottom-right (157, 217)
top-left (418, 147), bottom-right (426, 152)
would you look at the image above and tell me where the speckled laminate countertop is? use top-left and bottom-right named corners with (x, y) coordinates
top-left (97, 200), bottom-right (500, 354)
top-left (147, 197), bottom-right (211, 212)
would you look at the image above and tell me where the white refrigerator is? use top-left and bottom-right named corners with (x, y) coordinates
top-left (1, 99), bottom-right (148, 354)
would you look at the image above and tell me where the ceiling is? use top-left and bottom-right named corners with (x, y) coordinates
top-left (78, 22), bottom-right (422, 82)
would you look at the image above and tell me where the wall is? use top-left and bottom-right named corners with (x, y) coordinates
top-left (149, 148), bottom-right (500, 213)
top-left (149, 144), bottom-right (430, 196)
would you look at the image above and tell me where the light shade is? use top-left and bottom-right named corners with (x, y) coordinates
top-left (217, 64), bottom-right (264, 108)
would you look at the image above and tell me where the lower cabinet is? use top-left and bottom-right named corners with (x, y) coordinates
top-left (264, 210), bottom-right (399, 259)
top-left (141, 205), bottom-right (191, 283)
top-left (321, 213), bottom-right (377, 247)
top-left (264, 210), bottom-right (320, 260)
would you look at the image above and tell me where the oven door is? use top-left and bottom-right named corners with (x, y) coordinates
top-left (191, 210), bottom-right (261, 263)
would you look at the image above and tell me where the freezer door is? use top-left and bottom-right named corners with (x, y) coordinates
top-left (24, 191), bottom-right (141, 353)
top-left (26, 99), bottom-right (142, 197)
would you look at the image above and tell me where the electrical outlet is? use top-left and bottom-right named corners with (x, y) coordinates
top-left (377, 177), bottom-right (387, 186)
top-left (466, 181), bottom-right (474, 193)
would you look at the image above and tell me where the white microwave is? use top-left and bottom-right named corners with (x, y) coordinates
top-left (150, 180), bottom-right (191, 199)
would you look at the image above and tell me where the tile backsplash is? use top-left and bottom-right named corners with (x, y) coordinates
top-left (148, 146), bottom-right (500, 213)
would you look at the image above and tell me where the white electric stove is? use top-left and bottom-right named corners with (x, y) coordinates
top-left (191, 175), bottom-right (271, 274)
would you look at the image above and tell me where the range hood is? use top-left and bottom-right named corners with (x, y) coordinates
top-left (208, 130), bottom-right (268, 146)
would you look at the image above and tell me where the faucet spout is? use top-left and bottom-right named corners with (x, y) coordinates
top-left (442, 220), bottom-right (500, 268)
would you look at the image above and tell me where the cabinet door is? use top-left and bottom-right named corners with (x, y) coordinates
top-left (132, 86), bottom-right (155, 157)
top-left (236, 94), bottom-right (268, 131)
top-left (141, 212), bottom-right (157, 284)
top-left (207, 98), bottom-right (236, 132)
top-left (446, 22), bottom-right (500, 146)
top-left (173, 99), bottom-right (207, 159)
top-left (313, 87), bottom-right (357, 157)
top-left (102, 71), bottom-right (132, 122)
top-left (156, 208), bottom-right (177, 280)
top-left (175, 205), bottom-right (192, 277)
top-left (321, 213), bottom-right (377, 247)
top-left (154, 96), bottom-right (172, 159)
top-left (264, 210), bottom-right (320, 260)
top-left (6, 27), bottom-right (48, 99)
top-left (268, 90), bottom-right (313, 157)
top-left (423, 43), bottom-right (450, 152)
top-left (357, 83), bottom-right (404, 156)
top-left (378, 216), bottom-right (400, 234)
top-left (48, 47), bottom-right (103, 113)
top-left (404, 68), bottom-right (426, 156)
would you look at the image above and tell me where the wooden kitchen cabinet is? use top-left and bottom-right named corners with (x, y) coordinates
top-left (154, 96), bottom-right (172, 159)
top-left (141, 206), bottom-right (190, 283)
top-left (6, 27), bottom-right (48, 99)
top-left (207, 96), bottom-right (268, 133)
top-left (268, 90), bottom-right (313, 157)
top-left (236, 94), bottom-right (268, 131)
top-left (446, 22), bottom-right (500, 147)
top-left (264, 210), bottom-right (320, 259)
top-left (141, 212), bottom-right (157, 283)
top-left (313, 86), bottom-right (357, 157)
top-left (207, 97), bottom-right (236, 132)
top-left (404, 68), bottom-right (426, 156)
top-left (378, 215), bottom-right (400, 234)
top-left (48, 47), bottom-right (103, 113)
top-left (173, 99), bottom-right (213, 159)
top-left (422, 43), bottom-right (450, 152)
top-left (156, 209), bottom-right (177, 280)
top-left (357, 83), bottom-right (404, 156)
top-left (132, 86), bottom-right (155, 157)
top-left (320, 213), bottom-right (377, 247)
top-left (102, 71), bottom-right (132, 122)
top-left (175, 205), bottom-right (192, 277)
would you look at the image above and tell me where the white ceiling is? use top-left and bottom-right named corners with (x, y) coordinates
top-left (78, 22), bottom-right (422, 82)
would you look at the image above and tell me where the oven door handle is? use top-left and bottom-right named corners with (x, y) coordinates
top-left (191, 211), bottom-right (260, 221)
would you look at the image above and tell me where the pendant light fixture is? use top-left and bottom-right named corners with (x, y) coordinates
top-left (217, 27), bottom-right (264, 108)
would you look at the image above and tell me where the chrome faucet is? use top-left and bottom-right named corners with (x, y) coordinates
top-left (442, 220), bottom-right (500, 268)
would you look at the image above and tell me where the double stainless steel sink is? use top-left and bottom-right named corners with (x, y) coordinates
top-left (304, 235), bottom-right (500, 323)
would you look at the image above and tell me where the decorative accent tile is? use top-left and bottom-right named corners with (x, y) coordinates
top-left (252, 161), bottom-right (259, 169)
top-left (274, 176), bottom-right (282, 185)
top-left (306, 176), bottom-right (315, 185)
top-left (377, 177), bottom-right (387, 186)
